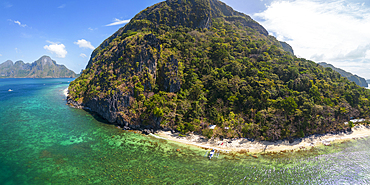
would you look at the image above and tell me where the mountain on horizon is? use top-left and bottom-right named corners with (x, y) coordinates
top-left (318, 62), bottom-right (368, 87)
top-left (0, 56), bottom-right (76, 78)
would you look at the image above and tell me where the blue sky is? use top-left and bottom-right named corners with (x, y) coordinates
top-left (0, 0), bottom-right (163, 73)
top-left (2, 0), bottom-right (370, 79)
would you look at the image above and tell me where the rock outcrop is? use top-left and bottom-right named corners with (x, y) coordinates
top-left (279, 41), bottom-right (294, 55)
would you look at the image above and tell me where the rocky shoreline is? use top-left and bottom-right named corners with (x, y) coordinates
top-left (66, 94), bottom-right (167, 134)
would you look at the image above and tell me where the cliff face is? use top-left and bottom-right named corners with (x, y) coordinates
top-left (347, 75), bottom-right (368, 88)
top-left (318, 62), bottom-right (368, 87)
top-left (279, 41), bottom-right (294, 55)
top-left (68, 0), bottom-right (368, 140)
top-left (0, 56), bottom-right (76, 78)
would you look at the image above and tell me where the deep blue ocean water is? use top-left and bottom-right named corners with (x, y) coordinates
top-left (1, 78), bottom-right (370, 184)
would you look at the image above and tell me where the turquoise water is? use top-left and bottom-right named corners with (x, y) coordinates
top-left (1, 78), bottom-right (370, 184)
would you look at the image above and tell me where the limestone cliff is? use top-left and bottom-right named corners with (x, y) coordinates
top-left (279, 41), bottom-right (294, 55)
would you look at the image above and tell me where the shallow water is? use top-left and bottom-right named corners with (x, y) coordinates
top-left (0, 78), bottom-right (370, 184)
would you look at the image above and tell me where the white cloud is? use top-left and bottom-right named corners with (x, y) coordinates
top-left (0, 54), bottom-right (2, 57)
top-left (87, 27), bottom-right (98, 31)
top-left (21, 33), bottom-right (32, 38)
top-left (3, 2), bottom-right (12, 8)
top-left (79, 53), bottom-right (87, 58)
top-left (255, 0), bottom-right (370, 78)
top-left (15, 21), bottom-right (23, 27)
top-left (105, 18), bottom-right (130, 26)
top-left (74, 39), bottom-right (95, 50)
top-left (9, 19), bottom-right (27, 27)
top-left (44, 41), bottom-right (67, 58)
top-left (58, 4), bottom-right (66, 8)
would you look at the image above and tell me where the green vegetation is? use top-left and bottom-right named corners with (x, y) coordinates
top-left (68, 0), bottom-right (370, 141)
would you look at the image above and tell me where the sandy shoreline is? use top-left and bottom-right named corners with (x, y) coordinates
top-left (154, 125), bottom-right (370, 153)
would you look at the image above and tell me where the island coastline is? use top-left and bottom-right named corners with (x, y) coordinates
top-left (66, 95), bottom-right (370, 154)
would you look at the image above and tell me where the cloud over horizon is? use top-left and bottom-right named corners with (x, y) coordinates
top-left (8, 19), bottom-right (27, 27)
top-left (105, 18), bottom-right (130, 26)
top-left (255, 0), bottom-right (370, 78)
top-left (44, 41), bottom-right (67, 58)
top-left (79, 53), bottom-right (87, 58)
top-left (58, 4), bottom-right (66, 9)
top-left (3, 2), bottom-right (12, 8)
top-left (74, 39), bottom-right (95, 50)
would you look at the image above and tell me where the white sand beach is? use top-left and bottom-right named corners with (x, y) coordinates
top-left (155, 124), bottom-right (370, 153)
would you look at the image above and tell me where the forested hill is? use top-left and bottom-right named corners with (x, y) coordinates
top-left (68, 0), bottom-right (370, 141)
top-left (0, 56), bottom-right (76, 78)
top-left (318, 62), bottom-right (368, 88)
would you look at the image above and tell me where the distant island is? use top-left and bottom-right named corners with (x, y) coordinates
top-left (318, 62), bottom-right (368, 87)
top-left (0, 55), bottom-right (76, 78)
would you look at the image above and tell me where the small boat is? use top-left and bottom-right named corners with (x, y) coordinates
top-left (209, 149), bottom-right (215, 160)
top-left (204, 149), bottom-right (221, 160)
top-left (8, 89), bottom-right (13, 92)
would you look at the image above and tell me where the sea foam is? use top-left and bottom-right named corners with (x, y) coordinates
top-left (63, 88), bottom-right (68, 97)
